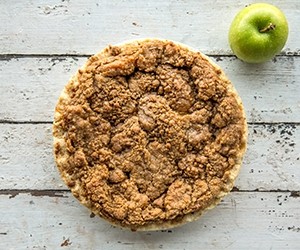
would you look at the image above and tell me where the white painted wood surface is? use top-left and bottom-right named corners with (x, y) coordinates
top-left (1, 56), bottom-right (300, 123)
top-left (1, 192), bottom-right (300, 250)
top-left (1, 123), bottom-right (299, 191)
top-left (0, 0), bottom-right (299, 249)
top-left (0, 0), bottom-right (299, 55)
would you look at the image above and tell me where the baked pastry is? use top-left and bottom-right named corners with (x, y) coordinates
top-left (53, 39), bottom-right (247, 231)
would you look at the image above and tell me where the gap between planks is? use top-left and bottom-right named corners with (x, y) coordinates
top-left (0, 53), bottom-right (299, 60)
top-left (1, 120), bottom-right (300, 125)
top-left (0, 189), bottom-right (299, 199)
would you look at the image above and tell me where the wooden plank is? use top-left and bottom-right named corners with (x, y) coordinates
top-left (0, 124), bottom-right (64, 189)
top-left (1, 56), bottom-right (300, 123)
top-left (1, 123), bottom-right (299, 191)
top-left (217, 56), bottom-right (300, 123)
top-left (236, 123), bottom-right (300, 191)
top-left (0, 191), bottom-right (299, 249)
top-left (0, 0), bottom-right (299, 55)
top-left (0, 56), bottom-right (86, 122)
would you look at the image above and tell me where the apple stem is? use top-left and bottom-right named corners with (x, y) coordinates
top-left (260, 23), bottom-right (276, 33)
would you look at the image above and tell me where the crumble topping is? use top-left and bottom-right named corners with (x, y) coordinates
top-left (53, 39), bottom-right (247, 230)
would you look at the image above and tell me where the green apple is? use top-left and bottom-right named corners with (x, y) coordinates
top-left (229, 3), bottom-right (289, 63)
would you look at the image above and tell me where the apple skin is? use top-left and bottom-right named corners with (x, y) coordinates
top-left (229, 3), bottom-right (289, 63)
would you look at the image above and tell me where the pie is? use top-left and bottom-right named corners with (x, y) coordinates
top-left (53, 39), bottom-right (247, 231)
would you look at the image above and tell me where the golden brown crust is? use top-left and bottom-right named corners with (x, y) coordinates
top-left (53, 39), bottom-right (247, 231)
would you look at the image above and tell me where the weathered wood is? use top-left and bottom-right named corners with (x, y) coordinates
top-left (0, 124), bottom-right (64, 189)
top-left (0, 56), bottom-right (86, 122)
top-left (0, 191), bottom-right (299, 249)
top-left (1, 56), bottom-right (300, 123)
top-left (0, 0), bottom-right (299, 55)
top-left (1, 123), bottom-right (299, 191)
top-left (1, 1), bottom-right (299, 248)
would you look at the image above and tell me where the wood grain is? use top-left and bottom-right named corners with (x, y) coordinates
top-left (0, 191), bottom-right (299, 250)
top-left (1, 123), bottom-right (299, 191)
top-left (1, 0), bottom-right (299, 248)
top-left (0, 0), bottom-right (299, 55)
top-left (1, 56), bottom-right (300, 123)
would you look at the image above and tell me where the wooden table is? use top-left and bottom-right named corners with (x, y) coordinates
top-left (1, 1), bottom-right (299, 249)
